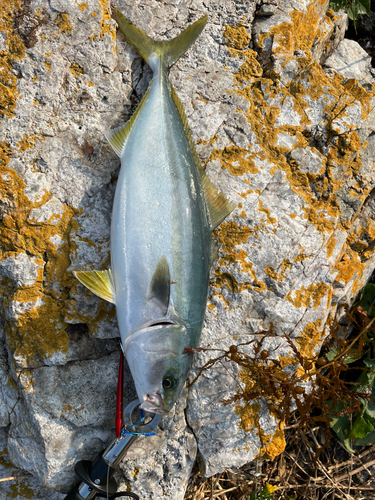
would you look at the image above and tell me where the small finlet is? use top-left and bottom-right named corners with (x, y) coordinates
top-left (210, 239), bottom-right (219, 266)
top-left (148, 256), bottom-right (170, 315)
top-left (73, 269), bottom-right (116, 304)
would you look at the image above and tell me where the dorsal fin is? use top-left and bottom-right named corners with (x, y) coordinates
top-left (148, 256), bottom-right (170, 315)
top-left (73, 269), bottom-right (116, 304)
top-left (105, 86), bottom-right (151, 157)
top-left (170, 85), bottom-right (235, 230)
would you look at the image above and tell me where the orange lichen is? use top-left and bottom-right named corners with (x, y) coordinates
top-left (265, 259), bottom-right (291, 283)
top-left (70, 62), bottom-right (84, 77)
top-left (98, 0), bottom-right (116, 41)
top-left (286, 282), bottom-right (329, 308)
top-left (258, 424), bottom-right (286, 459)
top-left (54, 13), bottom-right (74, 34)
top-left (326, 235), bottom-right (337, 258)
top-left (78, 2), bottom-right (88, 10)
top-left (16, 134), bottom-right (39, 152)
top-left (207, 145), bottom-right (259, 176)
top-left (0, 142), bottom-right (80, 361)
top-left (296, 319), bottom-right (323, 359)
top-left (258, 201), bottom-right (277, 224)
top-left (0, 0), bottom-right (25, 119)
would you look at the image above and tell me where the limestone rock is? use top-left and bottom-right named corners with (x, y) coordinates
top-left (0, 0), bottom-right (374, 498)
top-left (324, 38), bottom-right (375, 88)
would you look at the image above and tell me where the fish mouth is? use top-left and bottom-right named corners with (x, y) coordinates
top-left (139, 391), bottom-right (169, 414)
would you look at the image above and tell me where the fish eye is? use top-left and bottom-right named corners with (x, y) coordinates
top-left (162, 377), bottom-right (176, 390)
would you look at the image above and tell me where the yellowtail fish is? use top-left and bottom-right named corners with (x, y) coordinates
top-left (74, 10), bottom-right (234, 414)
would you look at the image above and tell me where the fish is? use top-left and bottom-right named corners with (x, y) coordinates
top-left (73, 10), bottom-right (234, 414)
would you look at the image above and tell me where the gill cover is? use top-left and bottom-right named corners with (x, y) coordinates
top-left (124, 322), bottom-right (189, 413)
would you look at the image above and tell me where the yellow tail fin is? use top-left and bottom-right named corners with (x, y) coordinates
top-left (116, 10), bottom-right (207, 72)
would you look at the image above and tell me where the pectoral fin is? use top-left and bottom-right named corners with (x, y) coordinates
top-left (73, 269), bottom-right (116, 304)
top-left (148, 256), bottom-right (170, 315)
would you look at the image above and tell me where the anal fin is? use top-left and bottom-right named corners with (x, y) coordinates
top-left (73, 269), bottom-right (116, 304)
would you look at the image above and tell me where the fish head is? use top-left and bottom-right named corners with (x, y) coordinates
top-left (124, 321), bottom-right (192, 414)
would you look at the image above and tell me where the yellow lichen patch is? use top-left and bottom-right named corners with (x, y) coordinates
top-left (44, 60), bottom-right (52, 71)
top-left (258, 200), bottom-right (277, 224)
top-left (97, 0), bottom-right (116, 41)
top-left (78, 2), bottom-right (88, 10)
top-left (257, 424), bottom-right (286, 459)
top-left (210, 222), bottom-right (268, 294)
top-left (286, 282), bottom-right (329, 308)
top-left (215, 222), bottom-right (253, 266)
top-left (54, 13), bottom-right (74, 34)
top-left (326, 235), bottom-right (337, 258)
top-left (258, 0), bottom-right (333, 72)
top-left (223, 25), bottom-right (263, 84)
top-left (0, 0), bottom-right (25, 119)
top-left (265, 259), bottom-right (291, 283)
top-left (70, 62), bottom-right (84, 77)
top-left (9, 483), bottom-right (34, 499)
top-left (207, 146), bottom-right (258, 176)
top-left (0, 142), bottom-right (87, 362)
top-left (296, 319), bottom-right (323, 359)
top-left (335, 248), bottom-right (365, 287)
top-left (277, 355), bottom-right (298, 369)
top-left (16, 134), bottom-right (38, 152)
top-left (223, 25), bottom-right (250, 50)
top-left (294, 253), bottom-right (312, 263)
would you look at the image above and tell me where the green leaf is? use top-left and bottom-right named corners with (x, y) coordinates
top-left (329, 401), bottom-right (351, 441)
top-left (352, 414), bottom-right (373, 439)
top-left (343, 437), bottom-right (356, 453)
top-left (347, 3), bottom-right (358, 20)
top-left (363, 358), bottom-right (375, 372)
top-left (354, 430), bottom-right (375, 446)
top-left (365, 401), bottom-right (375, 419)
top-left (357, 284), bottom-right (375, 317)
top-left (325, 344), bottom-right (362, 364)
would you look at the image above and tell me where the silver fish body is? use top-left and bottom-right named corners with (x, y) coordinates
top-left (74, 11), bottom-right (233, 413)
top-left (112, 71), bottom-right (211, 411)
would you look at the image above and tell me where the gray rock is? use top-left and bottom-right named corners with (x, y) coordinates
top-left (324, 38), bottom-right (374, 89)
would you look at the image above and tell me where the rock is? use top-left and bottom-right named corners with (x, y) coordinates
top-left (0, 0), bottom-right (374, 498)
top-left (324, 38), bottom-right (375, 89)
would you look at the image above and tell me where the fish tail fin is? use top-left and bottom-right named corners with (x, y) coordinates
top-left (116, 10), bottom-right (207, 72)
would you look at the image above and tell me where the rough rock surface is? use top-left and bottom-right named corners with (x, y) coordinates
top-left (0, 0), bottom-right (374, 498)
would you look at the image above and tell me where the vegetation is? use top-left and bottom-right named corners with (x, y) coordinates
top-left (185, 284), bottom-right (375, 499)
top-left (330, 0), bottom-right (372, 26)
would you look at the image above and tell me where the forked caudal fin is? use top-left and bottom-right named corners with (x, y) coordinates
top-left (115, 10), bottom-right (208, 73)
